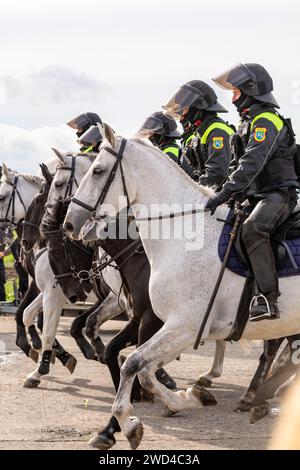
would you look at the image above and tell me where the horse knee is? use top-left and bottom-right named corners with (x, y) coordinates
top-left (138, 367), bottom-right (153, 391)
top-left (85, 313), bottom-right (98, 339)
top-left (121, 354), bottom-right (141, 381)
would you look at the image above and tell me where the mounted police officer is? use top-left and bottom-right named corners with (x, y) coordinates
top-left (67, 112), bottom-right (102, 153)
top-left (206, 63), bottom-right (299, 322)
top-left (163, 80), bottom-right (234, 188)
top-left (77, 125), bottom-right (103, 155)
top-left (137, 112), bottom-right (181, 163)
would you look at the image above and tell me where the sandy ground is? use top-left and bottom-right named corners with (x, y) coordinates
top-left (0, 315), bottom-right (276, 450)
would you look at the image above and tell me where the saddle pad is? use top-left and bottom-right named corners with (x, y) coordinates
top-left (218, 216), bottom-right (300, 278)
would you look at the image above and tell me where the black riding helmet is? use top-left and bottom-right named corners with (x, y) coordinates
top-left (137, 111), bottom-right (181, 139)
top-left (78, 125), bottom-right (103, 152)
top-left (212, 63), bottom-right (279, 108)
top-left (163, 80), bottom-right (228, 120)
top-left (67, 112), bottom-right (103, 137)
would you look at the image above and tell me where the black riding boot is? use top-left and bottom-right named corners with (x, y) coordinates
top-left (243, 231), bottom-right (280, 322)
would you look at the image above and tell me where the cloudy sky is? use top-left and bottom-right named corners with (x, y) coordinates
top-left (1, 0), bottom-right (300, 172)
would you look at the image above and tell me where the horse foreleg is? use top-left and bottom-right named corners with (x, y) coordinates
top-left (85, 292), bottom-right (124, 363)
top-left (15, 280), bottom-right (40, 361)
top-left (70, 302), bottom-right (100, 360)
top-left (99, 324), bottom-right (215, 450)
top-left (236, 338), bottom-right (284, 412)
top-left (195, 340), bottom-right (227, 388)
top-left (24, 287), bottom-right (65, 388)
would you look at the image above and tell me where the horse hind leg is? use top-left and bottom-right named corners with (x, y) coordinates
top-left (236, 338), bottom-right (284, 412)
top-left (195, 340), bottom-right (227, 388)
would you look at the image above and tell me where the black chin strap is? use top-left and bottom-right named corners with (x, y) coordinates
top-left (72, 138), bottom-right (129, 219)
top-left (0, 176), bottom-right (27, 225)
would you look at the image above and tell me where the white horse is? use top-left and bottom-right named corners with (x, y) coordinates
top-left (23, 151), bottom-right (131, 387)
top-left (64, 124), bottom-right (300, 449)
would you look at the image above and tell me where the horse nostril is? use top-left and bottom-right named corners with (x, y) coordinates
top-left (64, 221), bottom-right (74, 233)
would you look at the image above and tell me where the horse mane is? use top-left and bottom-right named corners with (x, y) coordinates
top-left (131, 136), bottom-right (215, 198)
top-left (1, 170), bottom-right (43, 186)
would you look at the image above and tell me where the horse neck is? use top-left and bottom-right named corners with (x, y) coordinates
top-left (127, 141), bottom-right (210, 211)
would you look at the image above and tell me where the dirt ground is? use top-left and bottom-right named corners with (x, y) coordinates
top-left (0, 315), bottom-right (276, 450)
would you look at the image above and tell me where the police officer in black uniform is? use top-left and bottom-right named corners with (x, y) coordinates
top-left (67, 112), bottom-right (102, 152)
top-left (163, 81), bottom-right (234, 188)
top-left (206, 63), bottom-right (299, 321)
top-left (137, 112), bottom-right (181, 163)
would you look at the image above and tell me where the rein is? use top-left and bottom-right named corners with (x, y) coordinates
top-left (74, 237), bottom-right (142, 281)
top-left (0, 176), bottom-right (27, 225)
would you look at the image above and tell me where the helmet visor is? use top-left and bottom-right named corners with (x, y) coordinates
top-left (212, 63), bottom-right (256, 90)
top-left (78, 125), bottom-right (102, 147)
top-left (162, 86), bottom-right (200, 119)
top-left (137, 116), bottom-right (164, 138)
top-left (67, 113), bottom-right (93, 131)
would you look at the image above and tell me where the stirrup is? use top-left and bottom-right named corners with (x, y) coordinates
top-left (249, 293), bottom-right (279, 322)
top-left (249, 293), bottom-right (270, 315)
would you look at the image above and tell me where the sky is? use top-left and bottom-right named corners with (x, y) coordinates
top-left (1, 0), bottom-right (300, 172)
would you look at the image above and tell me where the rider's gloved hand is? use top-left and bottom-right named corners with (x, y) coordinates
top-left (205, 191), bottom-right (231, 215)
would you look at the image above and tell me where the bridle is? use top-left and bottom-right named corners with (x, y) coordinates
top-left (0, 175), bottom-right (27, 226)
top-left (46, 156), bottom-right (79, 209)
top-left (71, 137), bottom-right (205, 222)
top-left (72, 138), bottom-right (129, 219)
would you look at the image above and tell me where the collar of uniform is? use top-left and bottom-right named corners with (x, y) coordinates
top-left (195, 114), bottom-right (223, 138)
top-left (247, 103), bottom-right (276, 120)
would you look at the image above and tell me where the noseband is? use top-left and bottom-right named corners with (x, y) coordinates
top-left (72, 138), bottom-right (129, 219)
top-left (0, 175), bottom-right (27, 225)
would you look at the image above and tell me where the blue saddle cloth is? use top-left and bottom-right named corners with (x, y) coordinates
top-left (218, 213), bottom-right (300, 278)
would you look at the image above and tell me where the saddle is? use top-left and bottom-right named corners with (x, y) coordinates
top-left (219, 208), bottom-right (300, 278)
top-left (218, 208), bottom-right (300, 341)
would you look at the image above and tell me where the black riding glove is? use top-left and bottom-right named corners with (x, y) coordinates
top-left (205, 191), bottom-right (231, 215)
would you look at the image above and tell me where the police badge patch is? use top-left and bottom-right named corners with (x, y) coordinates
top-left (212, 136), bottom-right (224, 150)
top-left (254, 127), bottom-right (267, 142)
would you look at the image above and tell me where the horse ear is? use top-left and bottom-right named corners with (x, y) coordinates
top-left (102, 122), bottom-right (116, 147)
top-left (2, 163), bottom-right (13, 183)
top-left (39, 163), bottom-right (53, 185)
top-left (51, 148), bottom-right (65, 164)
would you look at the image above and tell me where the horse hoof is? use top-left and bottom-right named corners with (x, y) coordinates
top-left (65, 355), bottom-right (77, 374)
top-left (88, 433), bottom-right (116, 450)
top-left (235, 398), bottom-right (252, 412)
top-left (250, 402), bottom-right (269, 423)
top-left (162, 406), bottom-right (179, 418)
top-left (126, 418), bottom-right (143, 450)
top-left (191, 384), bottom-right (217, 406)
top-left (28, 347), bottom-right (39, 363)
top-left (194, 377), bottom-right (213, 388)
top-left (23, 378), bottom-right (40, 388)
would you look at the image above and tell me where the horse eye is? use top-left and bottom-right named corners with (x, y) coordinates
top-left (0, 195), bottom-right (5, 201)
top-left (55, 181), bottom-right (63, 188)
top-left (93, 167), bottom-right (103, 175)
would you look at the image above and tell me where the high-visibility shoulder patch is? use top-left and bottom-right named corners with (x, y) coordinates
top-left (212, 136), bottom-right (224, 150)
top-left (254, 127), bottom-right (267, 142)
